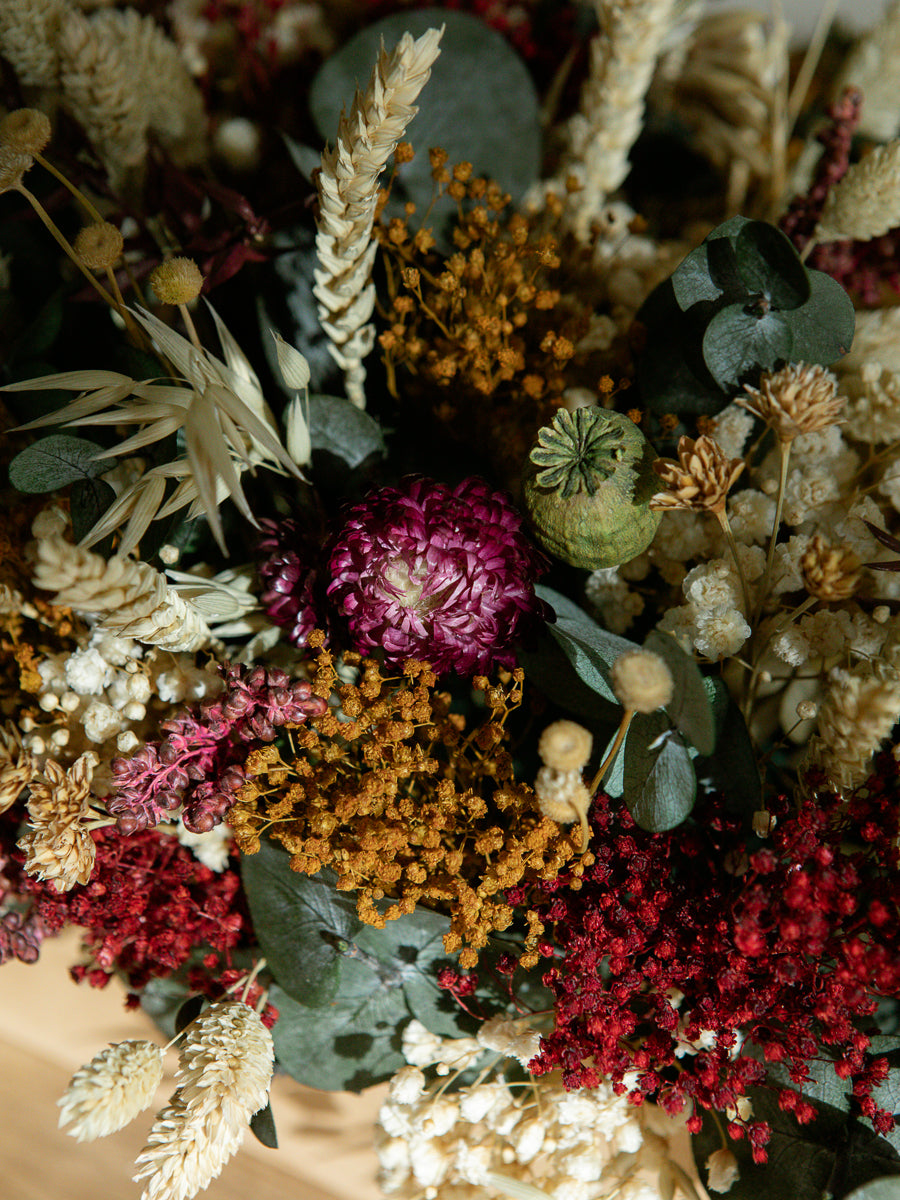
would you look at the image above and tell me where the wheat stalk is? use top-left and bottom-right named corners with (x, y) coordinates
top-left (314, 26), bottom-right (443, 407)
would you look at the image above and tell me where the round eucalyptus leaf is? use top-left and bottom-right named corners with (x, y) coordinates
top-left (622, 712), bottom-right (696, 831)
top-left (309, 9), bottom-right (542, 213)
top-left (9, 434), bottom-right (116, 493)
top-left (702, 304), bottom-right (794, 390)
top-left (786, 268), bottom-right (856, 364)
top-left (734, 221), bottom-right (810, 311)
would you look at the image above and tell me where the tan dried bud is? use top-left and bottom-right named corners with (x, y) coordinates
top-left (738, 362), bottom-right (845, 442)
top-left (149, 257), bottom-right (204, 305)
top-left (801, 534), bottom-right (862, 602)
top-left (796, 700), bottom-right (818, 721)
top-left (610, 649), bottom-right (674, 713)
top-left (0, 146), bottom-right (33, 193)
top-left (752, 810), bottom-right (777, 837)
top-left (650, 435), bottom-right (745, 515)
top-left (0, 108), bottom-right (51, 155)
top-left (395, 141), bottom-right (415, 164)
top-left (73, 222), bottom-right (124, 271)
top-left (538, 720), bottom-right (592, 771)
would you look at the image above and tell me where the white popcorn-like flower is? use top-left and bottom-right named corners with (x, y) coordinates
top-left (458, 1080), bottom-right (513, 1125)
top-left (650, 506), bottom-right (711, 562)
top-left (82, 700), bottom-right (124, 744)
top-left (693, 607), bottom-right (751, 661)
top-left (455, 1141), bottom-right (493, 1184)
top-left (388, 1065), bottom-right (426, 1106)
top-left (409, 1138), bottom-right (452, 1187)
top-left (401, 1019), bottom-right (446, 1068)
top-left (709, 403), bottom-right (755, 459)
top-left (727, 489), bottom-right (777, 546)
top-left (59, 1041), bottom-right (164, 1142)
top-left (414, 1097), bottom-right (459, 1139)
top-left (64, 648), bottom-right (111, 696)
top-left (842, 361), bottom-right (900, 443)
top-left (477, 1016), bottom-right (542, 1068)
top-left (175, 820), bottom-right (231, 872)
top-left (682, 560), bottom-right (743, 613)
top-left (585, 566), bottom-right (645, 634)
top-left (512, 1118), bottom-right (545, 1164)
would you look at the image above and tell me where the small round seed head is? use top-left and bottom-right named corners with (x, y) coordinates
top-left (149, 257), bottom-right (204, 305)
top-left (538, 720), bottom-right (592, 770)
top-left (535, 768), bottom-right (591, 825)
top-left (0, 146), bottom-right (33, 193)
top-left (610, 649), bottom-right (674, 713)
top-left (0, 108), bottom-right (51, 155)
top-left (801, 534), bottom-right (861, 602)
top-left (73, 222), bottom-right (124, 271)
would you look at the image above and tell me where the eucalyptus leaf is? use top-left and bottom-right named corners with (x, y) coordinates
top-left (70, 477), bottom-right (116, 546)
top-left (702, 305), bottom-right (794, 390)
top-left (693, 677), bottom-right (761, 814)
top-left (843, 1179), bottom-right (900, 1200)
top-left (249, 1101), bottom-right (279, 1149)
top-left (241, 838), bottom-right (362, 1008)
top-left (269, 976), bottom-right (409, 1092)
top-left (693, 1088), bottom-right (900, 1200)
top-left (516, 628), bottom-right (620, 728)
top-left (8, 435), bottom-right (116, 493)
top-left (308, 394), bottom-right (386, 470)
top-left (622, 712), bottom-right (696, 831)
top-left (785, 268), bottom-right (856, 364)
top-left (174, 993), bottom-right (206, 1035)
top-left (643, 629), bottom-right (715, 755)
top-left (309, 10), bottom-right (541, 213)
top-left (537, 585), bottom-right (638, 706)
top-left (734, 221), bottom-right (810, 310)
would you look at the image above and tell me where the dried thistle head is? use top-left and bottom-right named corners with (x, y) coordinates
top-left (650, 435), bottom-right (744, 514)
top-left (74, 222), bottom-right (124, 271)
top-left (610, 649), bottom-right (674, 713)
top-left (0, 108), bottom-right (51, 155)
top-left (738, 363), bottom-right (845, 442)
top-left (801, 535), bottom-right (862, 602)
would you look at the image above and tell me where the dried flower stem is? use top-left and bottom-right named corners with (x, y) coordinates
top-left (589, 709), bottom-right (634, 794)
top-left (15, 184), bottom-right (118, 309)
top-left (715, 508), bottom-right (753, 618)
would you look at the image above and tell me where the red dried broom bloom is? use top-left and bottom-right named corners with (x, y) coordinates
top-left (326, 475), bottom-right (549, 674)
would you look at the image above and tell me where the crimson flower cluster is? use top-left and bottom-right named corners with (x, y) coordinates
top-left (19, 825), bottom-right (249, 993)
top-left (326, 475), bottom-right (549, 675)
top-left (513, 756), bottom-right (900, 1162)
top-left (257, 516), bottom-right (323, 647)
top-left (107, 663), bottom-right (327, 834)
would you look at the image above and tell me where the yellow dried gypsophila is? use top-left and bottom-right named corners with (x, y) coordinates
top-left (229, 642), bottom-right (587, 968)
top-left (376, 158), bottom-right (587, 473)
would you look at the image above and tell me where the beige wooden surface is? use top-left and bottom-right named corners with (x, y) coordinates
top-left (0, 929), bottom-right (383, 1200)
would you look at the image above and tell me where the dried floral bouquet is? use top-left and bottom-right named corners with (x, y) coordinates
top-left (2, 2), bottom-right (900, 1199)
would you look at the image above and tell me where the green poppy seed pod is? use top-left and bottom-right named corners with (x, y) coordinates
top-left (521, 407), bottom-right (661, 570)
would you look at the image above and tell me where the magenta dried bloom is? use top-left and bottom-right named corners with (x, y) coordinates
top-left (257, 517), bottom-right (322, 647)
top-left (326, 475), bottom-right (548, 674)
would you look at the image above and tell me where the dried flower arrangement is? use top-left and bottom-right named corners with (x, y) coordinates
top-left (2, 3), bottom-right (900, 1200)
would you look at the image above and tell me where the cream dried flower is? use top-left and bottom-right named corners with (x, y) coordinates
top-left (0, 722), bottom-right (37, 812)
top-left (6, 304), bottom-right (299, 554)
top-left (0, 0), bottom-right (68, 87)
top-left (814, 140), bottom-right (900, 244)
top-left (738, 363), bottom-right (845, 442)
top-left (538, 720), bottom-right (593, 771)
top-left (706, 1146), bottom-right (740, 1193)
top-left (801, 535), bottom-right (862, 603)
top-left (610, 649), bottom-right (674, 713)
top-left (59, 1041), bottom-right (165, 1142)
top-left (134, 1094), bottom-right (245, 1200)
top-left (33, 534), bottom-right (214, 653)
top-left (18, 755), bottom-right (97, 891)
top-left (651, 435), bottom-right (745, 514)
top-left (176, 1000), bottom-right (274, 1120)
top-left (150, 258), bottom-right (205, 306)
top-left (134, 1001), bottom-right (274, 1200)
top-left (315, 26), bottom-right (443, 406)
top-left (807, 662), bottom-right (900, 789)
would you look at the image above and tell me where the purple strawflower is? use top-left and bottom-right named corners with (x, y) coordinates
top-left (257, 517), bottom-right (322, 647)
top-left (326, 475), bottom-right (549, 675)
